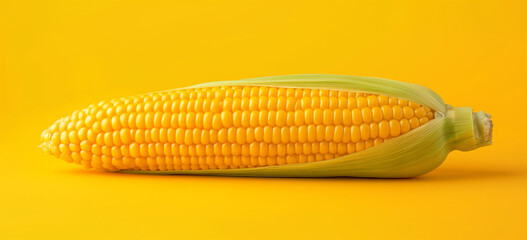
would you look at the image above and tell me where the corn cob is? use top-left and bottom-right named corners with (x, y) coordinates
top-left (40, 74), bottom-right (492, 178)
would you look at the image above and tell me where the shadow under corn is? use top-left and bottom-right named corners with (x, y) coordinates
top-left (417, 165), bottom-right (524, 182)
top-left (59, 164), bottom-right (524, 184)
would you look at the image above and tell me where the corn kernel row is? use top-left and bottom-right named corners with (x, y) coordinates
top-left (51, 105), bottom-right (432, 135)
top-left (50, 138), bottom-right (386, 159)
top-left (109, 87), bottom-right (419, 103)
top-left (57, 139), bottom-right (381, 171)
top-left (87, 154), bottom-right (344, 171)
top-left (83, 95), bottom-right (427, 118)
top-left (50, 117), bottom-right (422, 148)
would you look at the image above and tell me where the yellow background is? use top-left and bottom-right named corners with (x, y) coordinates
top-left (1, 0), bottom-right (526, 239)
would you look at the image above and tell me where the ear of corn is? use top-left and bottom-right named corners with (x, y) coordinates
top-left (40, 74), bottom-right (492, 178)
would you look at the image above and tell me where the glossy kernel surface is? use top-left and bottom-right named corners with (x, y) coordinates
top-left (41, 86), bottom-right (435, 171)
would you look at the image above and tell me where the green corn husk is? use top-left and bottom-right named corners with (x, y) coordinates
top-left (123, 74), bottom-right (493, 178)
